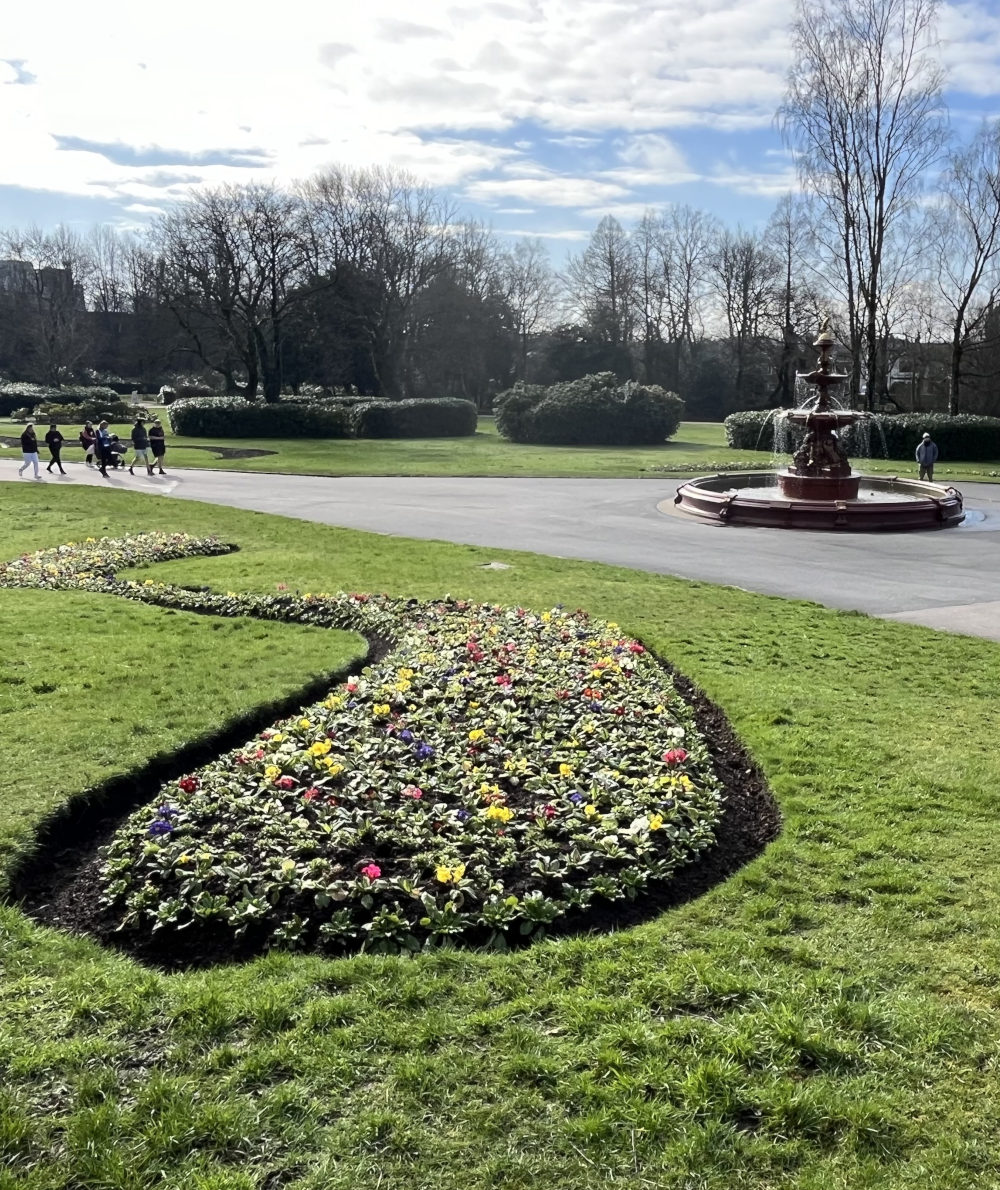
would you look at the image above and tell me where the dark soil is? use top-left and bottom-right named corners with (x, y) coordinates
top-left (10, 647), bottom-right (780, 970)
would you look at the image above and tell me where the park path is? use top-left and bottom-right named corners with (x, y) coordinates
top-left (3, 457), bottom-right (1000, 641)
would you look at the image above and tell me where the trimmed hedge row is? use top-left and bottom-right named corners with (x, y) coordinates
top-left (168, 396), bottom-right (478, 439)
top-left (0, 384), bottom-right (122, 418)
top-left (724, 409), bottom-right (1000, 462)
top-left (34, 400), bottom-right (149, 424)
top-left (495, 374), bottom-right (684, 446)
top-left (349, 397), bottom-right (478, 438)
top-left (168, 398), bottom-right (351, 439)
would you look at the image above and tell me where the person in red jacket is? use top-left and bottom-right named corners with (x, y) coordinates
top-left (79, 421), bottom-right (97, 467)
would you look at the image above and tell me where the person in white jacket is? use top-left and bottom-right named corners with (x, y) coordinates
top-left (915, 432), bottom-right (939, 481)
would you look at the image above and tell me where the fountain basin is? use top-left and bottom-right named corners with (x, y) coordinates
top-left (674, 471), bottom-right (964, 531)
top-left (778, 468), bottom-right (861, 502)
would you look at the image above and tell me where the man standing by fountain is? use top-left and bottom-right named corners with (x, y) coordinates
top-left (916, 432), bottom-right (939, 481)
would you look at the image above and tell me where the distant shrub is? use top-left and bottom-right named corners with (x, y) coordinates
top-left (167, 397), bottom-right (351, 439)
top-left (724, 408), bottom-right (1000, 462)
top-left (0, 383), bottom-right (122, 418)
top-left (495, 374), bottom-right (684, 446)
top-left (35, 400), bottom-right (148, 424)
top-left (348, 398), bottom-right (478, 438)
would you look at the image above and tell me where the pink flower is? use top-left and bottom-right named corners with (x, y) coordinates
top-left (277, 776), bottom-right (297, 790)
top-left (303, 787), bottom-right (321, 801)
top-left (628, 642), bottom-right (645, 654)
top-left (346, 680), bottom-right (359, 693)
top-left (495, 674), bottom-right (513, 686)
top-left (401, 784), bottom-right (423, 799)
top-left (662, 748), bottom-right (688, 765)
top-left (361, 863), bottom-right (381, 880)
top-left (178, 776), bottom-right (199, 794)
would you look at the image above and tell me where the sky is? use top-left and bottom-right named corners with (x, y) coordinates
top-left (3, 0), bottom-right (1000, 259)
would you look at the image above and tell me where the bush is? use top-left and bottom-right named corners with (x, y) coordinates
top-left (0, 384), bottom-right (122, 418)
top-left (35, 400), bottom-right (147, 424)
top-left (168, 397), bottom-right (351, 439)
top-left (348, 398), bottom-right (478, 439)
top-left (724, 408), bottom-right (1000, 462)
top-left (495, 374), bottom-right (684, 446)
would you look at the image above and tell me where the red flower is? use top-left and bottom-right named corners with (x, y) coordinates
top-left (662, 748), bottom-right (688, 765)
top-left (178, 776), bottom-right (199, 794)
top-left (360, 863), bottom-right (381, 879)
top-left (346, 680), bottom-right (359, 693)
top-left (543, 804), bottom-right (557, 819)
top-left (495, 674), bottom-right (513, 686)
top-left (303, 787), bottom-right (321, 801)
top-left (276, 776), bottom-right (297, 790)
top-left (628, 642), bottom-right (645, 654)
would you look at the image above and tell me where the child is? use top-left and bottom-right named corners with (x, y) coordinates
top-left (109, 435), bottom-right (128, 468)
top-left (45, 422), bottom-right (66, 474)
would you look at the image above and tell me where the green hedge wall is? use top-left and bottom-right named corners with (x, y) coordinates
top-left (35, 400), bottom-right (148, 424)
top-left (168, 398), bottom-right (352, 439)
top-left (495, 374), bottom-right (684, 445)
top-left (0, 384), bottom-right (122, 418)
top-left (347, 398), bottom-right (478, 438)
top-left (724, 409), bottom-right (1000, 462)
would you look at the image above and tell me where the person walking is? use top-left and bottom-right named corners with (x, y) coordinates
top-left (129, 417), bottom-right (155, 476)
top-left (44, 422), bottom-right (66, 474)
top-left (95, 420), bottom-right (113, 477)
top-left (17, 422), bottom-right (42, 479)
top-left (916, 431), bottom-right (939, 481)
top-left (79, 421), bottom-right (97, 467)
top-left (148, 418), bottom-right (167, 474)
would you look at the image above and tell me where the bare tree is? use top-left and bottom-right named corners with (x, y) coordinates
top-left (499, 238), bottom-right (559, 380)
top-left (709, 227), bottom-right (782, 405)
top-left (155, 183), bottom-right (311, 400)
top-left (778, 0), bottom-right (947, 407)
top-left (301, 166), bottom-right (454, 398)
top-left (929, 121), bottom-right (1000, 414)
top-left (564, 216), bottom-right (639, 355)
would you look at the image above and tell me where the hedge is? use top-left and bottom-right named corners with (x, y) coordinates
top-left (0, 384), bottom-right (122, 418)
top-left (347, 398), bottom-right (478, 438)
top-left (495, 374), bottom-right (684, 446)
top-left (34, 400), bottom-right (148, 425)
top-left (168, 397), bottom-right (352, 439)
top-left (724, 409), bottom-right (1000, 462)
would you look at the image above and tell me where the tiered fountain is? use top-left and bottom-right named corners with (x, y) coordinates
top-left (673, 324), bottom-right (965, 531)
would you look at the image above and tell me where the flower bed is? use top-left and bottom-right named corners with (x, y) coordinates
top-left (2, 534), bottom-right (724, 955)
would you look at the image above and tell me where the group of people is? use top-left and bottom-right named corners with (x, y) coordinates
top-left (18, 417), bottom-right (168, 480)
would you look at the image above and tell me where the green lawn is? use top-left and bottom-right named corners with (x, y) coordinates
top-left (8, 415), bottom-right (997, 482)
top-left (2, 485), bottom-right (1000, 1188)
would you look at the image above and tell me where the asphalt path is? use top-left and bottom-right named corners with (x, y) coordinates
top-left (4, 457), bottom-right (1000, 640)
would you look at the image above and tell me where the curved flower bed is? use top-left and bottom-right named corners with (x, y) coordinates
top-left (2, 534), bottom-right (724, 955)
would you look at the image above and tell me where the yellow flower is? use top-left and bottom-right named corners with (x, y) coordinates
top-left (373, 704), bottom-right (391, 718)
top-left (178, 853), bottom-right (191, 864)
top-left (324, 695), bottom-right (344, 710)
top-left (309, 740), bottom-right (332, 757)
top-left (299, 718), bottom-right (313, 730)
top-left (324, 761), bottom-right (345, 777)
top-left (469, 728), bottom-right (486, 742)
top-left (436, 866), bottom-right (453, 883)
top-left (541, 611), bottom-right (551, 622)
top-left (270, 733), bottom-right (285, 744)
top-left (265, 765), bottom-right (282, 781)
top-left (281, 859), bottom-right (296, 873)
top-left (649, 813), bottom-right (664, 831)
top-left (435, 862), bottom-right (467, 884)
top-left (584, 804), bottom-right (598, 817)
top-left (485, 804), bottom-right (514, 822)
top-left (559, 763), bottom-right (574, 778)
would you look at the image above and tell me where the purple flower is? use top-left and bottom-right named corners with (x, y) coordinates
top-left (148, 819), bottom-right (174, 837)
top-left (569, 793), bottom-right (584, 804)
top-left (400, 729), bottom-right (414, 743)
top-left (456, 808), bottom-right (471, 821)
top-left (415, 742), bottom-right (435, 760)
top-left (157, 804), bottom-right (178, 818)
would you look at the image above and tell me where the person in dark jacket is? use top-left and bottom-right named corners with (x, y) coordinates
top-left (148, 419), bottom-right (167, 474)
top-left (95, 420), bottom-right (113, 477)
top-left (129, 417), bottom-right (154, 476)
top-left (18, 422), bottom-right (42, 479)
top-left (79, 421), bottom-right (97, 466)
top-left (109, 435), bottom-right (128, 468)
top-left (45, 422), bottom-right (66, 474)
top-left (915, 432), bottom-right (939, 481)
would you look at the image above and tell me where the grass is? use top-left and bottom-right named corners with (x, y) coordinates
top-left (7, 415), bottom-right (998, 482)
top-left (2, 484), bottom-right (1000, 1188)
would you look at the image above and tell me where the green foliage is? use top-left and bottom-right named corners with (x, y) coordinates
top-left (495, 373), bottom-right (685, 445)
top-left (347, 397), bottom-right (478, 438)
top-left (34, 400), bottom-right (147, 424)
top-left (0, 384), bottom-right (123, 418)
top-left (168, 397), bottom-right (352, 439)
top-left (725, 408), bottom-right (1000, 461)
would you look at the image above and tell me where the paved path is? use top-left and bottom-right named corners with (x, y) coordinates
top-left (4, 458), bottom-right (1000, 640)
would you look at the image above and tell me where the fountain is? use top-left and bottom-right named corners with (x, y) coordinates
top-left (673, 324), bottom-right (964, 531)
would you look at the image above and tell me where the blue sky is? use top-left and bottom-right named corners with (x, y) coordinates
top-left (2, 0), bottom-right (1000, 259)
